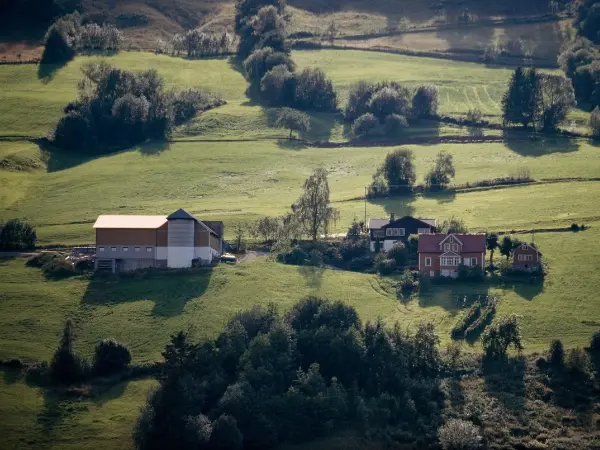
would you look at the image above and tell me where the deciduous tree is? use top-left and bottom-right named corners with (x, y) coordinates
top-left (275, 107), bottom-right (310, 139)
top-left (424, 151), bottom-right (455, 190)
top-left (486, 234), bottom-right (499, 267)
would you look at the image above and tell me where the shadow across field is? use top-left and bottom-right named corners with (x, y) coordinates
top-left (82, 269), bottom-right (213, 317)
top-left (368, 193), bottom-right (417, 219)
top-left (482, 356), bottom-right (526, 412)
top-left (503, 130), bottom-right (580, 156)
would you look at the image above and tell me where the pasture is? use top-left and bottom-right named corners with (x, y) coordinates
top-left (1, 47), bottom-right (599, 450)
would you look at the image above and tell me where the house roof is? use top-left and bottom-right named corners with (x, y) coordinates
top-left (418, 234), bottom-right (486, 253)
top-left (369, 216), bottom-right (437, 230)
top-left (514, 242), bottom-right (543, 256)
top-left (93, 215), bottom-right (167, 229)
top-left (167, 208), bottom-right (196, 220)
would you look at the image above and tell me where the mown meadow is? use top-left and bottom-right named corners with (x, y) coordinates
top-left (1, 48), bottom-right (600, 449)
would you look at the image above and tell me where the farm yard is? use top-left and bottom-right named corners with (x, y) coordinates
top-left (2, 0), bottom-right (600, 446)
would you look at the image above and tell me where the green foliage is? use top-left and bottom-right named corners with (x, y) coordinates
top-left (375, 254), bottom-right (397, 275)
top-left (575, 0), bottom-right (600, 44)
top-left (352, 112), bottom-right (379, 139)
top-left (260, 64), bottom-right (296, 106)
top-left (235, 0), bottom-right (287, 59)
top-left (589, 106), bottom-right (600, 136)
top-left (368, 86), bottom-right (411, 119)
top-left (292, 168), bottom-right (340, 241)
top-left (274, 107), bottom-right (310, 138)
top-left (424, 151), bottom-right (455, 191)
top-left (465, 108), bottom-right (483, 123)
top-left (210, 414), bottom-right (243, 450)
top-left (53, 63), bottom-right (224, 151)
top-left (251, 216), bottom-right (281, 242)
top-left (589, 329), bottom-right (600, 354)
top-left (549, 339), bottom-right (565, 366)
top-left (502, 67), bottom-right (539, 129)
top-left (482, 314), bottom-right (524, 359)
top-left (165, 29), bottom-right (232, 58)
top-left (0, 218), bottom-right (36, 250)
top-left (50, 320), bottom-right (89, 384)
top-left (387, 241), bottom-right (408, 267)
top-left (293, 68), bottom-right (338, 112)
top-left (499, 235), bottom-right (521, 260)
top-left (369, 148), bottom-right (417, 196)
top-left (566, 347), bottom-right (592, 378)
top-left (438, 216), bottom-right (469, 234)
top-left (412, 84), bottom-right (439, 119)
top-left (438, 419), bottom-right (481, 450)
top-left (486, 234), bottom-right (499, 266)
top-left (93, 339), bottom-right (132, 375)
top-left (243, 47), bottom-right (295, 83)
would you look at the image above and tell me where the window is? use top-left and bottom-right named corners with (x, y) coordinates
top-left (418, 228), bottom-right (431, 235)
top-left (441, 256), bottom-right (461, 266)
top-left (525, 255), bottom-right (534, 261)
top-left (452, 244), bottom-right (459, 252)
top-left (444, 243), bottom-right (450, 252)
top-left (430, 270), bottom-right (435, 277)
top-left (123, 247), bottom-right (129, 252)
top-left (463, 257), bottom-right (470, 266)
top-left (146, 247), bottom-right (153, 253)
top-left (518, 254), bottom-right (524, 261)
top-left (425, 257), bottom-right (432, 267)
top-left (385, 228), bottom-right (405, 237)
top-left (111, 247), bottom-right (116, 252)
top-left (134, 247), bottom-right (140, 252)
top-left (471, 257), bottom-right (477, 266)
top-left (521, 243), bottom-right (527, 250)
top-left (98, 247), bottom-right (105, 252)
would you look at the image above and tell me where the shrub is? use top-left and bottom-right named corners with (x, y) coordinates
top-left (352, 113), bottom-right (379, 138)
top-left (570, 223), bottom-right (580, 232)
top-left (465, 108), bottom-right (483, 124)
top-left (566, 347), bottom-right (592, 378)
top-left (589, 329), bottom-right (600, 354)
top-left (243, 47), bottom-right (295, 83)
top-left (438, 419), bottom-right (481, 450)
top-left (483, 43), bottom-right (502, 62)
top-left (368, 86), bottom-right (410, 119)
top-left (260, 64), bottom-right (296, 106)
top-left (387, 241), bottom-right (408, 267)
top-left (50, 321), bottom-right (89, 384)
top-left (396, 270), bottom-right (417, 295)
top-left (210, 414), bottom-right (243, 450)
top-left (0, 218), bottom-right (37, 250)
top-left (452, 303), bottom-right (482, 339)
top-left (274, 107), bottom-right (310, 139)
top-left (293, 68), bottom-right (337, 112)
top-left (590, 106), bottom-right (600, 137)
top-left (169, 29), bottom-right (232, 58)
top-left (93, 339), bottom-right (132, 375)
top-left (383, 114), bottom-right (408, 135)
top-left (375, 256), bottom-right (396, 275)
top-left (412, 85), bottom-right (439, 119)
top-left (170, 88), bottom-right (225, 124)
top-left (549, 339), bottom-right (565, 366)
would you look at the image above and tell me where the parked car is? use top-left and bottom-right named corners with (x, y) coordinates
top-left (221, 253), bottom-right (237, 264)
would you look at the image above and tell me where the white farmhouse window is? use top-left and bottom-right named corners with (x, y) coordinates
top-left (135, 247), bottom-right (140, 252)
top-left (525, 255), bottom-right (534, 261)
top-left (452, 244), bottom-right (459, 252)
top-left (425, 257), bottom-right (432, 267)
top-left (385, 228), bottom-right (405, 237)
top-left (518, 254), bottom-right (524, 261)
top-left (123, 247), bottom-right (129, 252)
top-left (441, 257), bottom-right (461, 266)
top-left (444, 243), bottom-right (450, 252)
top-left (111, 247), bottom-right (116, 252)
top-left (418, 228), bottom-right (431, 234)
top-left (146, 247), bottom-right (152, 253)
top-left (521, 244), bottom-right (527, 250)
top-left (463, 257), bottom-right (470, 266)
top-left (471, 257), bottom-right (477, 266)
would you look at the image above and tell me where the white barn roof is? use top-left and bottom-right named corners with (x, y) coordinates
top-left (93, 215), bottom-right (167, 229)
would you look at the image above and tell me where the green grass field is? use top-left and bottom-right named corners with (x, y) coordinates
top-left (1, 49), bottom-right (600, 449)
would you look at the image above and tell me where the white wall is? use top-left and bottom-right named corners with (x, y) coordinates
top-left (383, 240), bottom-right (397, 252)
top-left (168, 220), bottom-right (194, 268)
top-left (156, 247), bottom-right (168, 260)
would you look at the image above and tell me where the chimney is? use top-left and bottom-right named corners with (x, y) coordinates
top-left (390, 213), bottom-right (395, 221)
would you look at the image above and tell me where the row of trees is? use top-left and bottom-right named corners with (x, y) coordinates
top-left (0, 219), bottom-right (37, 251)
top-left (485, 234), bottom-right (524, 267)
top-left (346, 81), bottom-right (439, 139)
top-left (156, 29), bottom-right (234, 58)
top-left (133, 298), bottom-right (447, 450)
top-left (52, 62), bottom-right (225, 151)
top-left (42, 12), bottom-right (124, 64)
top-left (501, 67), bottom-right (576, 131)
top-left (369, 149), bottom-right (456, 197)
top-left (237, 0), bottom-right (338, 112)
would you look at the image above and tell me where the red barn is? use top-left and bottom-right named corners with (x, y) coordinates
top-left (418, 233), bottom-right (486, 278)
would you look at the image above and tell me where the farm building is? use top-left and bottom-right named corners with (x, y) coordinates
top-left (418, 233), bottom-right (486, 278)
top-left (512, 242), bottom-right (542, 272)
top-left (369, 214), bottom-right (436, 251)
top-left (93, 208), bottom-right (223, 273)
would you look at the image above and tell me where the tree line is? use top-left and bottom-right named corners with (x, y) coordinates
top-left (156, 29), bottom-right (234, 58)
top-left (52, 62), bottom-right (225, 152)
top-left (41, 12), bottom-right (124, 64)
top-left (133, 297), bottom-right (447, 450)
top-left (237, 0), bottom-right (338, 113)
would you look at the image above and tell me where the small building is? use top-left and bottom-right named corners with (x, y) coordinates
top-left (368, 214), bottom-right (436, 252)
top-left (93, 208), bottom-right (223, 273)
top-left (511, 242), bottom-right (542, 272)
top-left (418, 233), bottom-right (486, 278)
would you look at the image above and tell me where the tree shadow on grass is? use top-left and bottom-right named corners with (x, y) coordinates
top-left (418, 283), bottom-right (490, 316)
top-left (37, 60), bottom-right (69, 84)
top-left (421, 189), bottom-right (457, 205)
top-left (138, 140), bottom-right (170, 156)
top-left (482, 356), bottom-right (526, 413)
top-left (39, 139), bottom-right (105, 173)
top-left (503, 129), bottom-right (580, 156)
top-left (82, 269), bottom-right (212, 318)
top-left (368, 193), bottom-right (417, 220)
top-left (1, 367), bottom-right (21, 385)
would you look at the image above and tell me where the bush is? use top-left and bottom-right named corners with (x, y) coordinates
top-left (0, 218), bottom-right (37, 250)
top-left (93, 339), bottom-right (132, 375)
top-left (549, 339), bottom-right (565, 366)
top-left (293, 68), bottom-right (337, 112)
top-left (566, 347), bottom-right (592, 378)
top-left (368, 86), bottom-right (410, 119)
top-left (396, 270), bottom-right (418, 295)
top-left (171, 88), bottom-right (226, 124)
top-left (375, 255), bottom-right (396, 275)
top-left (352, 113), bottom-right (379, 139)
top-left (452, 303), bottom-right (482, 339)
top-left (210, 414), bottom-right (243, 450)
top-left (50, 321), bottom-right (89, 384)
top-left (387, 241), bottom-right (408, 267)
top-left (465, 109), bottom-right (483, 124)
top-left (383, 114), bottom-right (408, 135)
top-left (589, 329), bottom-right (600, 354)
top-left (590, 107), bottom-right (600, 137)
top-left (244, 47), bottom-right (295, 83)
top-left (438, 419), bottom-right (481, 450)
top-left (570, 223), bottom-right (581, 232)
top-left (412, 85), bottom-right (439, 119)
top-left (260, 64), bottom-right (296, 106)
